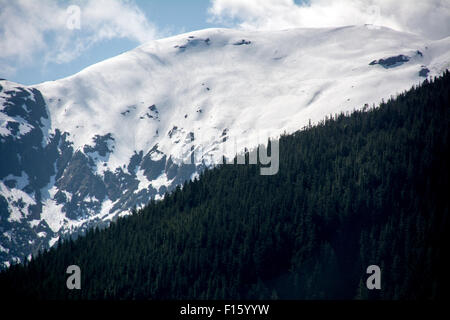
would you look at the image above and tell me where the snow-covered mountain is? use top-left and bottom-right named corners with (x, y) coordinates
top-left (1, 25), bottom-right (449, 268)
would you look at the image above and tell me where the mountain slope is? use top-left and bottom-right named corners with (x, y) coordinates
top-left (1, 26), bottom-right (450, 268)
top-left (1, 71), bottom-right (449, 299)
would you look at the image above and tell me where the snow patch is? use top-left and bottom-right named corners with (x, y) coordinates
top-left (49, 236), bottom-right (60, 247)
top-left (3, 232), bottom-right (12, 241)
top-left (190, 171), bottom-right (199, 181)
top-left (151, 172), bottom-right (174, 192)
top-left (0, 244), bottom-right (9, 254)
top-left (29, 219), bottom-right (41, 227)
top-left (41, 199), bottom-right (66, 233)
top-left (154, 194), bottom-right (164, 201)
top-left (4, 171), bottom-right (30, 190)
top-left (1, 181), bottom-right (36, 222)
top-left (136, 168), bottom-right (151, 192)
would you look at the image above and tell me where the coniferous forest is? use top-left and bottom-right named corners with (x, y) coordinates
top-left (1, 71), bottom-right (449, 300)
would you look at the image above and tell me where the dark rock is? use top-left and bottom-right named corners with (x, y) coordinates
top-left (233, 39), bottom-right (251, 45)
top-left (369, 54), bottom-right (410, 68)
top-left (168, 126), bottom-right (179, 138)
top-left (83, 133), bottom-right (115, 157)
top-left (141, 145), bottom-right (167, 181)
top-left (419, 67), bottom-right (430, 77)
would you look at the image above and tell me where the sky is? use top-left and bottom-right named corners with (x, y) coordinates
top-left (1, 0), bottom-right (449, 85)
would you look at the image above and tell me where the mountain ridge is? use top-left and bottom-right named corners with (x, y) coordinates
top-left (1, 25), bottom-right (450, 268)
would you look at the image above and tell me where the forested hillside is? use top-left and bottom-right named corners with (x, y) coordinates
top-left (1, 71), bottom-right (449, 300)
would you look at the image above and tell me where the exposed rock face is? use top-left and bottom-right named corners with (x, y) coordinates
top-left (369, 54), bottom-right (410, 68)
top-left (0, 83), bottom-right (200, 268)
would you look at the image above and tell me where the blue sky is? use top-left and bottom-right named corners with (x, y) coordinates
top-left (1, 0), bottom-right (448, 85)
top-left (1, 0), bottom-right (217, 85)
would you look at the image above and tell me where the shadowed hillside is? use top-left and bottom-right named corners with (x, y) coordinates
top-left (1, 71), bottom-right (449, 300)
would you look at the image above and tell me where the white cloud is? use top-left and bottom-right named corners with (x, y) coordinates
top-left (0, 0), bottom-right (159, 76)
top-left (208, 0), bottom-right (450, 40)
